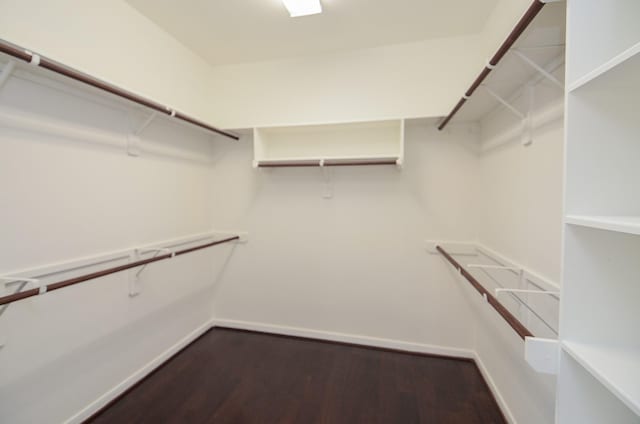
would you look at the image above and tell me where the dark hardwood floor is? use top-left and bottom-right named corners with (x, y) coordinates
top-left (89, 328), bottom-right (506, 424)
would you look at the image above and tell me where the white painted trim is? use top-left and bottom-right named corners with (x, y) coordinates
top-left (63, 318), bottom-right (215, 424)
top-left (213, 318), bottom-right (475, 359)
top-left (474, 352), bottom-right (518, 424)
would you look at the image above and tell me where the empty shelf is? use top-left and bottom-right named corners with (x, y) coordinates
top-left (569, 41), bottom-right (640, 92)
top-left (562, 341), bottom-right (640, 416)
top-left (565, 215), bottom-right (640, 236)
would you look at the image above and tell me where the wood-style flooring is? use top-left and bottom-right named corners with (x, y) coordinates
top-left (89, 328), bottom-right (506, 424)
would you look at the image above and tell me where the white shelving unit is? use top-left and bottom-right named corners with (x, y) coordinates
top-left (563, 341), bottom-right (640, 416)
top-left (559, 1), bottom-right (640, 422)
top-left (252, 119), bottom-right (404, 166)
top-left (565, 215), bottom-right (640, 237)
top-left (565, 1), bottom-right (640, 87)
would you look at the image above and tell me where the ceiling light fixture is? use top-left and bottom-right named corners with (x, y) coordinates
top-left (281, 0), bottom-right (322, 17)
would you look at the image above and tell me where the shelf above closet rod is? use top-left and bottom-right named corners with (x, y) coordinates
top-left (0, 39), bottom-right (239, 141)
top-left (436, 245), bottom-right (534, 340)
top-left (437, 0), bottom-right (546, 131)
top-left (0, 236), bottom-right (239, 307)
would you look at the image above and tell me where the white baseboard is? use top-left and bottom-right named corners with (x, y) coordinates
top-left (474, 352), bottom-right (517, 424)
top-left (64, 318), bottom-right (215, 424)
top-left (213, 318), bottom-right (475, 359)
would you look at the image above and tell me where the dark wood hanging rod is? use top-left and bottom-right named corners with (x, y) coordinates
top-left (436, 245), bottom-right (534, 340)
top-left (437, 0), bottom-right (546, 130)
top-left (0, 236), bottom-right (239, 307)
top-left (257, 159), bottom-right (399, 168)
top-left (0, 39), bottom-right (239, 141)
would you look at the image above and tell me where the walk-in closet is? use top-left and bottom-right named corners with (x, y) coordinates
top-left (0, 0), bottom-right (638, 423)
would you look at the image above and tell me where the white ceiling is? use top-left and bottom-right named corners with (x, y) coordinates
top-left (126, 0), bottom-right (499, 65)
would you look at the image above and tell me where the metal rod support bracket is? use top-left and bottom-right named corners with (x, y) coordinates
top-left (467, 264), bottom-right (521, 271)
top-left (127, 111), bottom-right (158, 156)
top-left (512, 49), bottom-right (564, 89)
top-left (134, 112), bottom-right (157, 136)
top-left (482, 85), bottom-right (526, 119)
top-left (495, 288), bottom-right (561, 296)
top-left (0, 60), bottom-right (16, 91)
top-left (137, 247), bottom-right (174, 258)
top-left (134, 247), bottom-right (175, 280)
top-left (0, 276), bottom-right (44, 294)
top-left (128, 252), bottom-right (141, 297)
top-left (321, 160), bottom-right (333, 199)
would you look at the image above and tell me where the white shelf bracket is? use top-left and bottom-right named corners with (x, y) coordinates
top-left (127, 112), bottom-right (158, 157)
top-left (130, 247), bottom-right (175, 296)
top-left (518, 268), bottom-right (526, 288)
top-left (482, 84), bottom-right (535, 146)
top-left (0, 60), bottom-right (16, 92)
top-left (134, 111), bottom-right (158, 136)
top-left (522, 83), bottom-right (535, 146)
top-left (136, 247), bottom-right (174, 261)
top-left (512, 50), bottom-right (564, 89)
top-left (0, 275), bottom-right (42, 349)
top-left (518, 268), bottom-right (527, 318)
top-left (128, 251), bottom-right (141, 297)
top-left (514, 43), bottom-right (565, 50)
top-left (467, 264), bottom-right (521, 271)
top-left (495, 288), bottom-right (561, 297)
top-left (320, 159), bottom-right (333, 199)
top-left (0, 276), bottom-right (44, 294)
top-left (127, 134), bottom-right (141, 157)
top-left (525, 337), bottom-right (559, 375)
top-left (482, 85), bottom-right (526, 120)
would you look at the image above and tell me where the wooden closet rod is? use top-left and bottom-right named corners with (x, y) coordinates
top-left (258, 159), bottom-right (398, 168)
top-left (0, 39), bottom-right (239, 141)
top-left (437, 0), bottom-right (546, 131)
top-left (0, 236), bottom-right (239, 307)
top-left (436, 245), bottom-right (534, 340)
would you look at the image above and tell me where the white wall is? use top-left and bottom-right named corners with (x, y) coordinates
top-left (478, 73), bottom-right (564, 282)
top-left (0, 61), bottom-right (234, 423)
top-left (0, 0), bottom-right (216, 127)
top-left (468, 71), bottom-right (565, 424)
top-left (207, 36), bottom-right (485, 129)
top-left (208, 121), bottom-right (481, 353)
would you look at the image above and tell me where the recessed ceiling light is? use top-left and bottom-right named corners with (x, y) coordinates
top-left (281, 0), bottom-right (322, 17)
